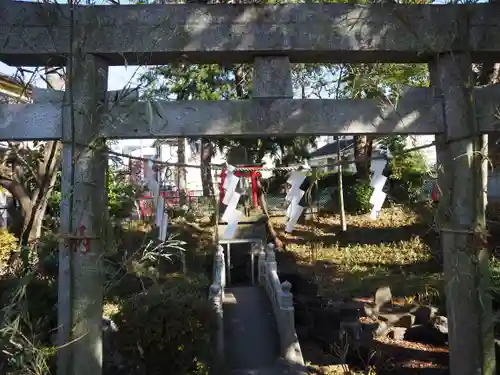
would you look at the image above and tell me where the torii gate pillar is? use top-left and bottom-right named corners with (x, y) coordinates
top-left (57, 54), bottom-right (109, 375)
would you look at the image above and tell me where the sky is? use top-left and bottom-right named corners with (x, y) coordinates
top-left (0, 62), bottom-right (148, 149)
top-left (0, 62), bottom-right (143, 92)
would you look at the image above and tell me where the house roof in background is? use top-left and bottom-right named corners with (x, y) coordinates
top-left (309, 138), bottom-right (354, 159)
top-left (0, 72), bottom-right (24, 86)
top-left (0, 72), bottom-right (32, 101)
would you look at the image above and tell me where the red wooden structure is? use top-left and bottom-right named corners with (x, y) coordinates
top-left (138, 190), bottom-right (200, 217)
top-left (219, 165), bottom-right (263, 208)
top-left (431, 183), bottom-right (440, 202)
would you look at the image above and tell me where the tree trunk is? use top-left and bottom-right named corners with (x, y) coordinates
top-left (0, 71), bottom-right (62, 246)
top-left (22, 203), bottom-right (45, 245)
top-left (23, 140), bottom-right (61, 246)
top-left (234, 64), bottom-right (245, 99)
top-left (354, 135), bottom-right (373, 181)
top-left (0, 141), bottom-right (61, 246)
top-left (201, 138), bottom-right (214, 197)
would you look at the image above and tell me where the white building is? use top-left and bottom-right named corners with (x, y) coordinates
top-left (113, 139), bottom-right (277, 194)
top-left (308, 135), bottom-right (437, 175)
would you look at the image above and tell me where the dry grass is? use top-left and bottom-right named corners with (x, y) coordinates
top-left (272, 206), bottom-right (442, 304)
top-left (308, 364), bottom-right (367, 375)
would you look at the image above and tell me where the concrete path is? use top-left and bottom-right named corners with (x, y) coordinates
top-left (223, 286), bottom-right (280, 371)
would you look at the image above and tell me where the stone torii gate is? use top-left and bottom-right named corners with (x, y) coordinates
top-left (2, 2), bottom-right (500, 375)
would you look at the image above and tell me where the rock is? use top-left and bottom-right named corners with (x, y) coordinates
top-left (374, 321), bottom-right (390, 338)
top-left (364, 304), bottom-right (376, 318)
top-left (432, 315), bottom-right (448, 334)
top-left (404, 323), bottom-right (448, 345)
top-left (413, 305), bottom-right (438, 325)
top-left (388, 327), bottom-right (407, 341)
top-left (377, 312), bottom-right (400, 323)
top-left (377, 312), bottom-right (414, 328)
top-left (374, 286), bottom-right (392, 312)
top-left (395, 314), bottom-right (415, 329)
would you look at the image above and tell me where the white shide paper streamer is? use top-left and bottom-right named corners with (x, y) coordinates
top-left (285, 170), bottom-right (307, 233)
top-left (369, 160), bottom-right (388, 220)
top-left (222, 164), bottom-right (242, 239)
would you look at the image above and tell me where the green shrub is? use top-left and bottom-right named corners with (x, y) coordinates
top-left (315, 173), bottom-right (374, 214)
top-left (387, 149), bottom-right (429, 204)
top-left (112, 274), bottom-right (215, 375)
top-left (0, 229), bottom-right (19, 270)
top-left (47, 168), bottom-right (139, 222)
top-left (344, 180), bottom-right (374, 214)
top-left (36, 232), bottom-right (59, 280)
top-left (381, 136), bottom-right (430, 204)
top-left (389, 171), bottom-right (427, 204)
top-left (0, 271), bottom-right (57, 375)
top-left (266, 171), bottom-right (288, 195)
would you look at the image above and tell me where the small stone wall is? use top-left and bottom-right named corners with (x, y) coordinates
top-left (257, 243), bottom-right (305, 366)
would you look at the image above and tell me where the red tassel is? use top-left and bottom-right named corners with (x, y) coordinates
top-left (431, 183), bottom-right (439, 201)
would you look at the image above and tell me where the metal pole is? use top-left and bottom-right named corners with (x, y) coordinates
top-left (337, 136), bottom-right (347, 232)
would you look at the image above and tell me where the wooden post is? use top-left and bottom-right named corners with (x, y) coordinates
top-left (258, 244), bottom-right (266, 284)
top-left (57, 52), bottom-right (109, 375)
top-left (435, 53), bottom-right (495, 375)
top-left (337, 136), bottom-right (347, 232)
top-left (177, 137), bottom-right (187, 206)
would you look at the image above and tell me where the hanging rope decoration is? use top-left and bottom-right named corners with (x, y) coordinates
top-left (220, 164), bottom-right (243, 239)
top-left (285, 169), bottom-right (308, 233)
top-left (369, 158), bottom-right (388, 220)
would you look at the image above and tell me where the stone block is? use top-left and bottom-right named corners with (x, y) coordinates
top-left (374, 286), bottom-right (392, 311)
top-left (388, 327), bottom-right (407, 341)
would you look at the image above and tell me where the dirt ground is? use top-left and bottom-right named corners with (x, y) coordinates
top-left (270, 205), bottom-right (461, 375)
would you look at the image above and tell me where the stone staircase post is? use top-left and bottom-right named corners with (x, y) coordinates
top-left (216, 245), bottom-right (226, 288)
top-left (257, 243), bottom-right (266, 284)
top-left (280, 280), bottom-right (295, 328)
top-left (266, 246), bottom-right (277, 273)
top-left (280, 281), bottom-right (304, 365)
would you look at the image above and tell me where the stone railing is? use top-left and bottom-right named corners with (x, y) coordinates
top-left (209, 245), bottom-right (225, 367)
top-left (257, 243), bottom-right (305, 366)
